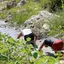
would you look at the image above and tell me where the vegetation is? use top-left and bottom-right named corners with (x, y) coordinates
top-left (0, 32), bottom-right (61, 64)
top-left (48, 10), bottom-right (64, 36)
top-left (0, 0), bottom-right (64, 25)
top-left (0, 0), bottom-right (42, 25)
top-left (0, 0), bottom-right (64, 64)
top-left (12, 1), bottom-right (42, 25)
top-left (40, 0), bottom-right (62, 12)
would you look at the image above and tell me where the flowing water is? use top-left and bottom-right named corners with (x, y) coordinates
top-left (0, 20), bottom-right (21, 40)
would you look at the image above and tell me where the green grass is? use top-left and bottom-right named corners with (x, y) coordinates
top-left (48, 9), bottom-right (64, 36)
top-left (11, 1), bottom-right (42, 25)
top-left (0, 12), bottom-right (8, 19)
top-left (0, 0), bottom-right (64, 26)
top-left (0, 1), bottom-right (42, 25)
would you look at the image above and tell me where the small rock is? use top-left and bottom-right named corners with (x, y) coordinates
top-left (42, 23), bottom-right (49, 30)
top-left (17, 0), bottom-right (26, 7)
top-left (5, 20), bottom-right (8, 23)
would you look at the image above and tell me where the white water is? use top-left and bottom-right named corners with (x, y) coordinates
top-left (0, 20), bottom-right (21, 40)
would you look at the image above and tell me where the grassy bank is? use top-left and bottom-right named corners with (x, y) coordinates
top-left (0, 1), bottom-right (42, 25)
top-left (0, 0), bottom-right (63, 25)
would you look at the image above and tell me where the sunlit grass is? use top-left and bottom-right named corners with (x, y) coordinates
top-left (0, 12), bottom-right (8, 19)
top-left (11, 1), bottom-right (42, 25)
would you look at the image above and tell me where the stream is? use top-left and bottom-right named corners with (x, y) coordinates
top-left (0, 20), bottom-right (21, 40)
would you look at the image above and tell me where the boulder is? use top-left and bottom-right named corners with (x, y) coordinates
top-left (17, 0), bottom-right (27, 7)
top-left (24, 10), bottom-right (58, 39)
top-left (24, 10), bottom-right (55, 26)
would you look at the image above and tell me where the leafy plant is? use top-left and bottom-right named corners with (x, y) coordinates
top-left (0, 32), bottom-right (61, 64)
top-left (48, 11), bottom-right (64, 36)
top-left (40, 0), bottom-right (62, 12)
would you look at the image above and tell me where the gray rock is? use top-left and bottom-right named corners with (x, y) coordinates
top-left (0, 0), bottom-right (2, 2)
top-left (24, 10), bottom-right (58, 39)
top-left (42, 23), bottom-right (49, 30)
top-left (24, 10), bottom-right (55, 26)
top-left (17, 0), bottom-right (26, 7)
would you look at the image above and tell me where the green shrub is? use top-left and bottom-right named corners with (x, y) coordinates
top-left (0, 32), bottom-right (61, 64)
top-left (40, 0), bottom-right (62, 12)
top-left (48, 11), bottom-right (64, 36)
